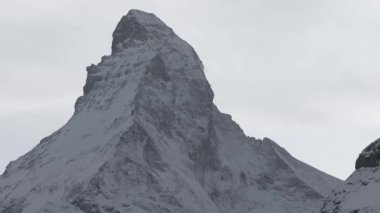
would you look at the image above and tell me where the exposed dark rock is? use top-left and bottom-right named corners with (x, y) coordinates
top-left (112, 10), bottom-right (148, 53)
top-left (355, 138), bottom-right (380, 169)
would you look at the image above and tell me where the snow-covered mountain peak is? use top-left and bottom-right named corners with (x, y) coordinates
top-left (76, 9), bottom-right (210, 116)
top-left (0, 9), bottom-right (341, 213)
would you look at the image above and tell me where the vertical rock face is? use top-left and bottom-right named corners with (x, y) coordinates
top-left (322, 138), bottom-right (380, 213)
top-left (0, 9), bottom-right (341, 213)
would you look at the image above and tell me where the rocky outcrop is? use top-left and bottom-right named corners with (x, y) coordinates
top-left (322, 138), bottom-right (380, 213)
top-left (356, 138), bottom-right (380, 169)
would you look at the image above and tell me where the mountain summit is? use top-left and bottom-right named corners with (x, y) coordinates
top-left (111, 10), bottom-right (175, 54)
top-left (0, 10), bottom-right (341, 213)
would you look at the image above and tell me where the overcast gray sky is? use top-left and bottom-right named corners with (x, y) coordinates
top-left (1, 0), bottom-right (380, 180)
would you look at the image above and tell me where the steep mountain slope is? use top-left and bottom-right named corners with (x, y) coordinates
top-left (321, 138), bottom-right (380, 213)
top-left (0, 10), bottom-right (341, 213)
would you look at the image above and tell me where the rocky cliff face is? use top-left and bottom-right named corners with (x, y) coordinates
top-left (0, 10), bottom-right (341, 213)
top-left (322, 139), bottom-right (380, 213)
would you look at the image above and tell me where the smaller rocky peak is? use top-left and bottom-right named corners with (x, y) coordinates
top-left (355, 138), bottom-right (380, 169)
top-left (112, 9), bottom-right (174, 54)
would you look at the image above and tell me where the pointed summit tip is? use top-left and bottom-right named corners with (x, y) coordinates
top-left (126, 9), bottom-right (159, 21)
top-left (112, 9), bottom-right (174, 53)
